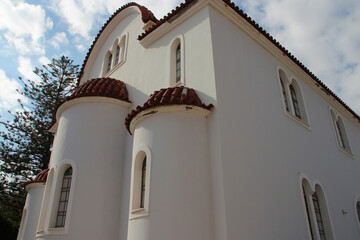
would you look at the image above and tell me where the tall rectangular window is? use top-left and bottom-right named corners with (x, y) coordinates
top-left (312, 192), bottom-right (326, 240)
top-left (290, 84), bottom-right (301, 119)
top-left (140, 157), bottom-right (146, 209)
top-left (280, 78), bottom-right (289, 112)
top-left (115, 46), bottom-right (120, 65)
top-left (55, 167), bottom-right (72, 228)
top-left (107, 54), bottom-right (112, 73)
top-left (176, 44), bottom-right (181, 84)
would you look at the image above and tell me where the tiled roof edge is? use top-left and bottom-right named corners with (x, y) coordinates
top-left (125, 86), bottom-right (214, 133)
top-left (49, 78), bottom-right (130, 130)
top-left (23, 168), bottom-right (49, 188)
top-left (137, 0), bottom-right (360, 122)
top-left (78, 2), bottom-right (158, 84)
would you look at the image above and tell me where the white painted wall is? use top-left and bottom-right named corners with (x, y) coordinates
top-left (18, 183), bottom-right (45, 240)
top-left (128, 111), bottom-right (214, 240)
top-left (208, 5), bottom-right (360, 240)
top-left (24, 1), bottom-right (360, 240)
top-left (37, 98), bottom-right (129, 240)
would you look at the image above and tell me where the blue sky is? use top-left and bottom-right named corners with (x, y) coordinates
top-left (0, 0), bottom-right (359, 119)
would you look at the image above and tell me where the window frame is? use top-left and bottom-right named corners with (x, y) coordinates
top-left (102, 33), bottom-right (128, 76)
top-left (277, 68), bottom-right (310, 128)
top-left (301, 179), bottom-right (335, 240)
top-left (129, 146), bottom-right (152, 220)
top-left (37, 162), bottom-right (76, 237)
top-left (329, 109), bottom-right (352, 156)
top-left (54, 167), bottom-right (72, 228)
top-left (170, 35), bottom-right (185, 86)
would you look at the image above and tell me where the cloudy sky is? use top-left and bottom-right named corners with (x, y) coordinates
top-left (0, 0), bottom-right (359, 119)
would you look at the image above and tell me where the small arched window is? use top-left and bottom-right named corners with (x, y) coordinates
top-left (176, 44), bottom-right (181, 84)
top-left (106, 54), bottom-right (112, 73)
top-left (302, 180), bottom-right (334, 240)
top-left (290, 84), bottom-right (301, 119)
top-left (140, 157), bottom-right (146, 209)
top-left (330, 110), bottom-right (352, 154)
top-left (55, 167), bottom-right (72, 228)
top-left (278, 70), bottom-right (308, 124)
top-left (114, 45), bottom-right (120, 65)
top-left (280, 77), bottom-right (289, 112)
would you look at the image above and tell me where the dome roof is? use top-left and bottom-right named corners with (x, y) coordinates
top-left (69, 78), bottom-right (130, 102)
top-left (125, 86), bottom-right (213, 133)
top-left (24, 168), bottom-right (49, 187)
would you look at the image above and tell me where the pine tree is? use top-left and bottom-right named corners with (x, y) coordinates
top-left (0, 56), bottom-right (79, 235)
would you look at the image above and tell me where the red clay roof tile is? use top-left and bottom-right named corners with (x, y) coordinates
top-left (50, 78), bottom-right (130, 129)
top-left (125, 86), bottom-right (213, 133)
top-left (24, 168), bottom-right (49, 187)
top-left (67, 78), bottom-right (130, 102)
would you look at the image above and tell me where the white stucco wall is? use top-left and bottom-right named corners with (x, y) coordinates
top-left (208, 5), bottom-right (360, 240)
top-left (37, 98), bottom-right (129, 240)
top-left (29, 1), bottom-right (360, 240)
top-left (128, 111), bottom-right (214, 240)
top-left (18, 183), bottom-right (45, 240)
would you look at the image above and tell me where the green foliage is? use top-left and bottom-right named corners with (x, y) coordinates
top-left (0, 56), bottom-right (79, 237)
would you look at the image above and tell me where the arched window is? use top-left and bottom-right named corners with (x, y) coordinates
top-left (170, 37), bottom-right (184, 86)
top-left (280, 77), bottom-right (289, 112)
top-left (114, 45), bottom-right (120, 65)
top-left (119, 36), bottom-right (126, 63)
top-left (106, 53), bottom-right (112, 73)
top-left (330, 109), bottom-right (352, 154)
top-left (55, 167), bottom-right (72, 228)
top-left (140, 157), bottom-right (146, 209)
top-left (302, 180), bottom-right (334, 240)
top-left (290, 84), bottom-right (301, 119)
top-left (176, 44), bottom-right (181, 84)
top-left (130, 148), bottom-right (151, 219)
top-left (278, 69), bottom-right (309, 124)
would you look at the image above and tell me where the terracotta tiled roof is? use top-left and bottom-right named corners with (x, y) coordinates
top-left (125, 86), bottom-right (214, 133)
top-left (137, 0), bottom-right (360, 122)
top-left (24, 168), bottom-right (49, 187)
top-left (50, 78), bottom-right (130, 129)
top-left (69, 78), bottom-right (130, 102)
top-left (78, 2), bottom-right (158, 82)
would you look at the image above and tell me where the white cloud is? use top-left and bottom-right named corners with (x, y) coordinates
top-left (46, 17), bottom-right (54, 30)
top-left (48, 0), bottom-right (181, 43)
top-left (38, 56), bottom-right (51, 66)
top-left (0, 69), bottom-right (27, 112)
top-left (0, 0), bottom-right (48, 55)
top-left (240, 0), bottom-right (360, 113)
top-left (50, 32), bottom-right (69, 49)
top-left (17, 57), bottom-right (39, 81)
top-left (76, 44), bottom-right (86, 52)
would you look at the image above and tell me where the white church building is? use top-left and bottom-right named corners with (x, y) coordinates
top-left (18, 0), bottom-right (360, 239)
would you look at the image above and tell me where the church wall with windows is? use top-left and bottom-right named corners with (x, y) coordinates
top-left (18, 1), bottom-right (360, 240)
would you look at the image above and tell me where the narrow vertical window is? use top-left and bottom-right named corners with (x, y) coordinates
top-left (303, 187), bottom-right (314, 240)
top-left (335, 120), bottom-right (346, 148)
top-left (107, 54), bottom-right (112, 73)
top-left (55, 167), bottom-right (72, 228)
top-left (356, 201), bottom-right (360, 223)
top-left (280, 78), bottom-right (289, 112)
top-left (115, 45), bottom-right (120, 65)
top-left (176, 44), bottom-right (181, 84)
top-left (312, 192), bottom-right (326, 240)
top-left (290, 84), bottom-right (301, 119)
top-left (140, 157), bottom-right (146, 209)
